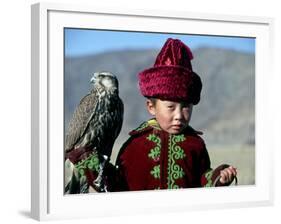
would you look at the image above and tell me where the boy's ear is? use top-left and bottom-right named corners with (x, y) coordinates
top-left (146, 99), bottom-right (156, 116)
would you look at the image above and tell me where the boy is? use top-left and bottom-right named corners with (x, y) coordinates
top-left (114, 38), bottom-right (237, 191)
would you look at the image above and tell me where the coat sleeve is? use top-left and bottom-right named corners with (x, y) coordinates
top-left (65, 146), bottom-right (103, 193)
top-left (198, 144), bottom-right (212, 187)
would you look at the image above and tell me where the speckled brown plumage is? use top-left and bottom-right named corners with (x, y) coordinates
top-left (65, 72), bottom-right (123, 155)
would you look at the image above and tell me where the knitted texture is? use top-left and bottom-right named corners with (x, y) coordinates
top-left (138, 38), bottom-right (202, 104)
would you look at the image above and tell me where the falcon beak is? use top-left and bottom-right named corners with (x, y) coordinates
top-left (90, 76), bottom-right (96, 84)
top-left (90, 73), bottom-right (98, 83)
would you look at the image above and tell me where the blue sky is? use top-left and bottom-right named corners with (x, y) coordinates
top-left (64, 28), bottom-right (255, 57)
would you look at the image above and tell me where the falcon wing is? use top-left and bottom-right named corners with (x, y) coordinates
top-left (65, 91), bottom-right (98, 151)
top-left (114, 98), bottom-right (124, 139)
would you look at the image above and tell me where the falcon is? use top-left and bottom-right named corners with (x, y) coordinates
top-left (65, 71), bottom-right (124, 193)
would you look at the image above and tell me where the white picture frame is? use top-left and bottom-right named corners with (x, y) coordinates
top-left (31, 2), bottom-right (274, 221)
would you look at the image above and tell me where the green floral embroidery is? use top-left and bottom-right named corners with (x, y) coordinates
top-left (150, 165), bottom-right (160, 179)
top-left (146, 132), bottom-right (187, 188)
top-left (135, 121), bottom-right (149, 132)
top-left (148, 148), bottom-right (161, 160)
top-left (147, 134), bottom-right (161, 161)
top-left (204, 169), bottom-right (214, 187)
top-left (147, 133), bottom-right (161, 143)
top-left (173, 134), bottom-right (186, 142)
top-left (167, 134), bottom-right (186, 189)
top-left (147, 134), bottom-right (161, 186)
top-left (75, 153), bottom-right (100, 177)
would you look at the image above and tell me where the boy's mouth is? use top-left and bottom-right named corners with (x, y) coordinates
top-left (172, 124), bottom-right (183, 130)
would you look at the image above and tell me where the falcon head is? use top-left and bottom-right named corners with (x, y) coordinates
top-left (90, 71), bottom-right (119, 92)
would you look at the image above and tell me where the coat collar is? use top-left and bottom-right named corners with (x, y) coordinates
top-left (129, 118), bottom-right (203, 136)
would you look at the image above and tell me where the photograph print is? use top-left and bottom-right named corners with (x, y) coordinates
top-left (64, 29), bottom-right (255, 194)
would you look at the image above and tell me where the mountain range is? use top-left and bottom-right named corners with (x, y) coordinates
top-left (64, 47), bottom-right (255, 154)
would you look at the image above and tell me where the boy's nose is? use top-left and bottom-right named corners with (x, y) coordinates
top-left (174, 108), bottom-right (183, 120)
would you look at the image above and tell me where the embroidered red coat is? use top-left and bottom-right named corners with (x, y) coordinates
top-left (113, 119), bottom-right (229, 191)
top-left (65, 119), bottom-right (230, 193)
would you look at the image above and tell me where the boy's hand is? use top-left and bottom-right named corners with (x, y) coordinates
top-left (219, 166), bottom-right (237, 184)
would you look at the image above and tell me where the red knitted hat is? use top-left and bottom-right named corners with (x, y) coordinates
top-left (138, 38), bottom-right (202, 105)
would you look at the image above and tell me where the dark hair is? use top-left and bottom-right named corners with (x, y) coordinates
top-left (147, 97), bottom-right (157, 106)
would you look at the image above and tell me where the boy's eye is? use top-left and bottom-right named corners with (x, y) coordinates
top-left (181, 103), bottom-right (192, 109)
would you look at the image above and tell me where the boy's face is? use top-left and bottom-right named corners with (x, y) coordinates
top-left (146, 99), bottom-right (193, 134)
